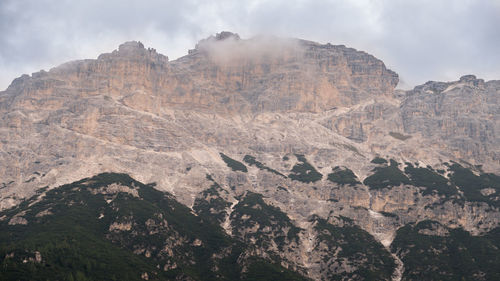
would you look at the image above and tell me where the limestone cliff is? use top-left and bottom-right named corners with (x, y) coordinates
top-left (401, 75), bottom-right (500, 164)
top-left (0, 32), bottom-right (499, 280)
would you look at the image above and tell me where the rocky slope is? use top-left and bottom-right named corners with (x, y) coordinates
top-left (0, 173), bottom-right (310, 281)
top-left (401, 74), bottom-right (500, 165)
top-left (0, 32), bottom-right (499, 280)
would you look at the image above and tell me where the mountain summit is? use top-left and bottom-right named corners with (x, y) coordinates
top-left (4, 32), bottom-right (398, 114)
top-left (0, 33), bottom-right (499, 280)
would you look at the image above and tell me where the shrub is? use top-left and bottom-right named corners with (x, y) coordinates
top-left (220, 153), bottom-right (247, 172)
top-left (327, 167), bottom-right (360, 186)
top-left (363, 159), bottom-right (410, 189)
top-left (288, 154), bottom-right (322, 183)
top-left (243, 155), bottom-right (285, 177)
top-left (370, 157), bottom-right (388, 164)
top-left (404, 163), bottom-right (456, 196)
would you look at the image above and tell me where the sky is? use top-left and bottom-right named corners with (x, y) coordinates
top-left (1, 0), bottom-right (499, 90)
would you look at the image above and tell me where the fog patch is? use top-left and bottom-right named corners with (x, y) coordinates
top-left (194, 31), bottom-right (305, 66)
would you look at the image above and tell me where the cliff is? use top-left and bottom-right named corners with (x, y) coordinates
top-left (0, 32), bottom-right (499, 280)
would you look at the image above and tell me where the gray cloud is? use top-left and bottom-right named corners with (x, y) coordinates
top-left (1, 0), bottom-right (499, 90)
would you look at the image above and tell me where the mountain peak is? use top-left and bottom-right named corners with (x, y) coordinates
top-left (215, 31), bottom-right (241, 41)
top-left (118, 40), bottom-right (145, 53)
top-left (0, 32), bottom-right (500, 281)
top-left (459, 74), bottom-right (477, 82)
top-left (193, 31), bottom-right (241, 51)
top-left (97, 40), bottom-right (168, 63)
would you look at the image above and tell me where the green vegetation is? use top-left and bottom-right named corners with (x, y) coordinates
top-left (448, 163), bottom-right (500, 206)
top-left (192, 175), bottom-right (231, 225)
top-left (380, 211), bottom-right (398, 218)
top-left (277, 186), bottom-right (288, 192)
top-left (363, 159), bottom-right (500, 207)
top-left (327, 166), bottom-right (360, 186)
top-left (0, 235), bottom-right (160, 281)
top-left (370, 157), bottom-right (388, 164)
top-left (0, 173), bottom-right (307, 281)
top-left (392, 221), bottom-right (500, 280)
top-left (0, 174), bottom-right (173, 280)
top-left (195, 189), bottom-right (309, 280)
top-left (388, 132), bottom-right (412, 141)
top-left (312, 216), bottom-right (395, 280)
top-left (341, 144), bottom-right (361, 155)
top-left (231, 192), bottom-right (302, 250)
top-left (288, 154), bottom-right (323, 183)
top-left (404, 163), bottom-right (456, 196)
top-left (242, 258), bottom-right (309, 281)
top-left (243, 155), bottom-right (286, 177)
top-left (220, 153), bottom-right (248, 173)
top-left (363, 159), bottom-right (410, 189)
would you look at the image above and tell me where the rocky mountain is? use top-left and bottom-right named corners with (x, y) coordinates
top-left (401, 74), bottom-right (500, 164)
top-left (0, 32), bottom-right (499, 280)
top-left (0, 173), bottom-right (310, 281)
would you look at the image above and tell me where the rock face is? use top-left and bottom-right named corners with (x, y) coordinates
top-left (0, 32), bottom-right (499, 280)
top-left (401, 75), bottom-right (500, 164)
top-left (2, 33), bottom-right (398, 115)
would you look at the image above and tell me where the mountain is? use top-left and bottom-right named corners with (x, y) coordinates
top-left (0, 32), bottom-right (499, 280)
top-left (0, 173), bottom-right (310, 281)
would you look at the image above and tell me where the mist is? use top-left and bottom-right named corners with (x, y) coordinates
top-left (195, 32), bottom-right (305, 67)
top-left (1, 0), bottom-right (499, 91)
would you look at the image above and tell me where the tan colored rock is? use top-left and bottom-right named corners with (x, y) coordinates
top-left (109, 222), bottom-right (133, 232)
top-left (0, 34), bottom-right (499, 280)
top-left (34, 251), bottom-right (42, 263)
top-left (8, 216), bottom-right (28, 225)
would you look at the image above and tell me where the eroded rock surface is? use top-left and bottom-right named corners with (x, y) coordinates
top-left (1, 32), bottom-right (499, 280)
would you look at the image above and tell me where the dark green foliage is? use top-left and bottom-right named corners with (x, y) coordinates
top-left (370, 157), bottom-right (388, 164)
top-left (195, 189), bottom-right (309, 280)
top-left (0, 173), bottom-right (306, 281)
top-left (449, 163), bottom-right (500, 206)
top-left (231, 192), bottom-right (302, 250)
top-left (288, 154), bottom-right (322, 183)
top-left (311, 217), bottom-right (395, 280)
top-left (220, 153), bottom-right (248, 172)
top-left (0, 174), bottom-right (173, 280)
top-left (379, 211), bottom-right (398, 218)
top-left (363, 159), bottom-right (410, 189)
top-left (0, 230), bottom-right (160, 281)
top-left (243, 155), bottom-right (286, 177)
top-left (363, 160), bottom-right (500, 206)
top-left (388, 132), bottom-right (412, 141)
top-left (192, 175), bottom-right (231, 225)
top-left (327, 166), bottom-right (360, 186)
top-left (404, 163), bottom-right (457, 196)
top-left (277, 186), bottom-right (288, 192)
top-left (242, 258), bottom-right (309, 281)
top-left (391, 221), bottom-right (500, 280)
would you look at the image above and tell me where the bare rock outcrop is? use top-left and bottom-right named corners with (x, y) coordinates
top-left (0, 32), bottom-right (499, 280)
top-left (401, 75), bottom-right (500, 166)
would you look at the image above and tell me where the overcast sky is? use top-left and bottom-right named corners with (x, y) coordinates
top-left (1, 0), bottom-right (499, 90)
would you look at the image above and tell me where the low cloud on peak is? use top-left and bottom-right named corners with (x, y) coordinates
top-left (1, 0), bottom-right (499, 90)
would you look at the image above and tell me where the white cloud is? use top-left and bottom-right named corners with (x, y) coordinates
top-left (1, 0), bottom-right (499, 90)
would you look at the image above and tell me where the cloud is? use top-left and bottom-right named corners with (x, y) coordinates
top-left (1, 0), bottom-right (499, 90)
